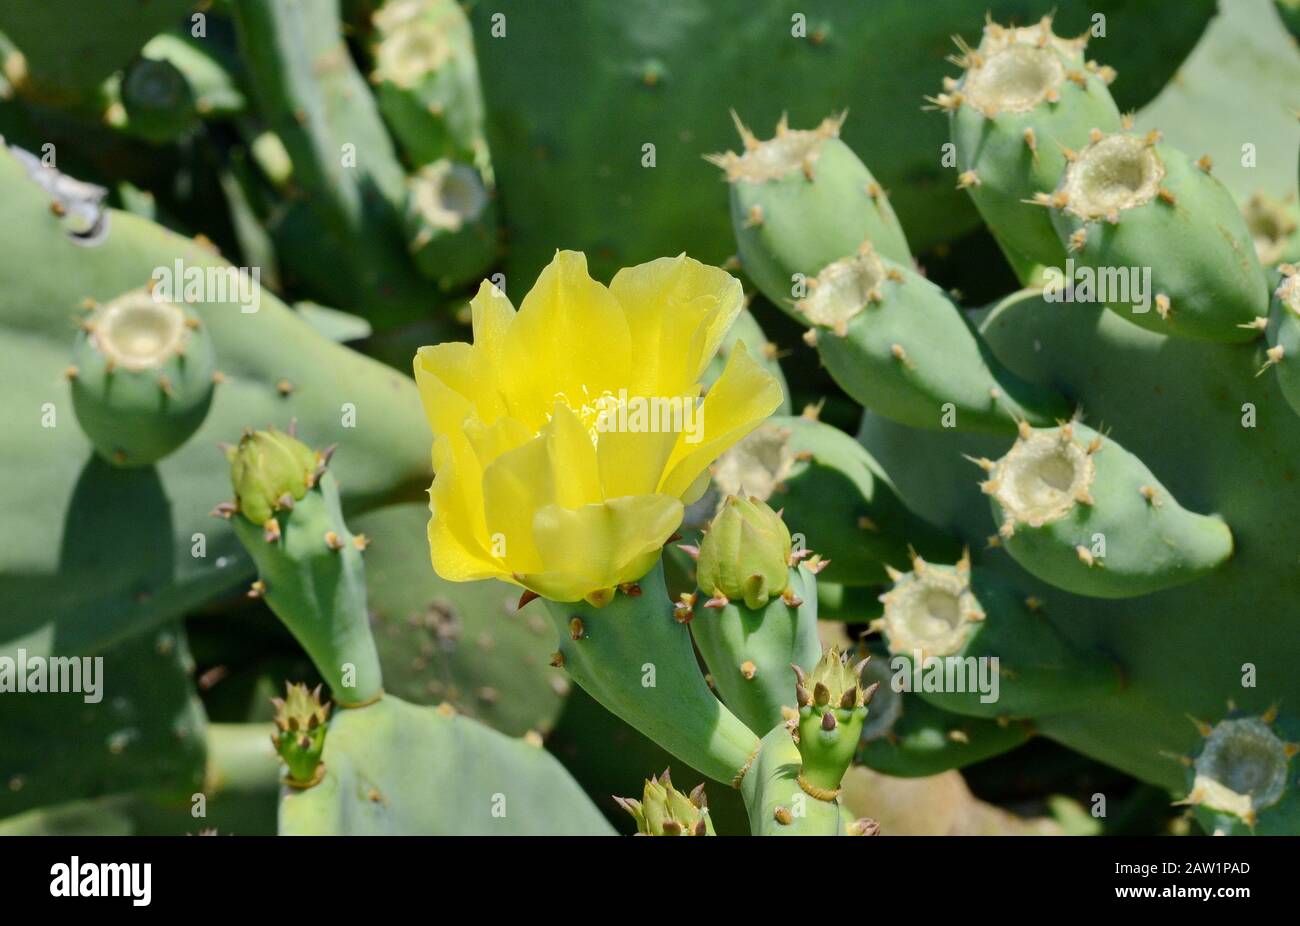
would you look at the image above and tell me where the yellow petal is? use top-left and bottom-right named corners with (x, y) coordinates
top-left (463, 415), bottom-right (533, 473)
top-left (427, 434), bottom-right (501, 581)
top-left (609, 254), bottom-right (743, 395)
top-left (413, 342), bottom-right (477, 437)
top-left (596, 427), bottom-right (680, 500)
top-left (480, 434), bottom-right (552, 575)
top-left (467, 280), bottom-right (516, 423)
top-left (547, 402), bottom-right (602, 508)
top-left (526, 494), bottom-right (685, 601)
top-left (658, 342), bottom-right (783, 499)
top-left (500, 250), bottom-right (632, 428)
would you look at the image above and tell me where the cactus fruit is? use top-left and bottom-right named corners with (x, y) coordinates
top-left (369, 0), bottom-right (489, 171)
top-left (615, 769), bottom-right (714, 836)
top-left (937, 15), bottom-right (1122, 270)
top-left (709, 113), bottom-right (911, 316)
top-left (69, 288), bottom-right (217, 466)
top-left (222, 428), bottom-right (385, 707)
top-left (270, 682), bottom-right (331, 788)
top-left (875, 551), bottom-right (1119, 719)
top-left (1178, 707), bottom-right (1300, 835)
top-left (979, 421), bottom-right (1234, 598)
top-left (110, 33), bottom-right (246, 143)
top-left (1045, 129), bottom-right (1268, 342)
top-left (686, 497), bottom-right (822, 735)
top-left (799, 242), bottom-right (1072, 433)
top-left (790, 647), bottom-right (873, 798)
top-left (403, 159), bottom-right (497, 290)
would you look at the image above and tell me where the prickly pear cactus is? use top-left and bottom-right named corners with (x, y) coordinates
top-left (4, 0), bottom-right (1299, 838)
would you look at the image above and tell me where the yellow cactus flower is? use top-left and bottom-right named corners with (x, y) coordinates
top-left (414, 250), bottom-right (783, 605)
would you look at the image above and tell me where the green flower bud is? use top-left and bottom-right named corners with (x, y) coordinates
top-left (614, 769), bottom-right (714, 836)
top-left (270, 682), bottom-right (331, 788)
top-left (226, 427), bottom-right (323, 526)
top-left (792, 646), bottom-right (875, 798)
top-left (696, 495), bottom-right (792, 609)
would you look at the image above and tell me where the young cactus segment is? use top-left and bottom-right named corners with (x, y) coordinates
top-left (803, 245), bottom-right (1072, 434)
top-left (791, 647), bottom-right (873, 800)
top-left (740, 725), bottom-right (848, 836)
top-left (943, 16), bottom-right (1122, 269)
top-left (709, 113), bottom-right (911, 319)
top-left (711, 415), bottom-right (961, 588)
top-left (69, 288), bottom-right (217, 466)
top-left (688, 497), bottom-right (822, 734)
top-left (1047, 131), bottom-right (1268, 342)
top-left (615, 769), bottom-right (715, 836)
top-left (983, 422), bottom-right (1234, 597)
top-left (223, 428), bottom-right (385, 707)
top-left (271, 682), bottom-right (331, 788)
top-left (1179, 709), bottom-right (1300, 835)
top-left (1265, 268), bottom-right (1300, 418)
top-left (403, 159), bottom-right (497, 290)
top-left (875, 553), bottom-right (1119, 719)
top-left (541, 562), bottom-right (761, 787)
top-left (369, 0), bottom-right (490, 170)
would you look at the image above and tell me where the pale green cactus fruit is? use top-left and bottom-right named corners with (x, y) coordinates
top-left (1178, 708), bottom-right (1300, 836)
top-left (69, 288), bottom-right (217, 467)
top-left (403, 159), bottom-right (497, 290)
top-left (939, 14), bottom-right (1122, 270)
top-left (709, 112), bottom-right (911, 319)
top-left (874, 551), bottom-right (1119, 719)
top-left (799, 243), bottom-right (1072, 434)
top-left (369, 0), bottom-right (490, 171)
top-left (614, 769), bottom-right (715, 836)
top-left (978, 421), bottom-right (1234, 598)
top-left (1045, 129), bottom-right (1268, 342)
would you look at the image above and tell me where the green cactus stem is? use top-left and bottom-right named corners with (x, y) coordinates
top-left (979, 420), bottom-right (1234, 597)
top-left (740, 724), bottom-right (847, 836)
top-left (1046, 129), bottom-right (1268, 342)
top-left (801, 243), bottom-right (1072, 433)
top-left (540, 561), bottom-right (761, 787)
top-left (403, 159), bottom-right (497, 290)
top-left (1178, 707), bottom-right (1300, 835)
top-left (614, 769), bottom-right (714, 835)
top-left (270, 682), bottom-right (331, 788)
top-left (686, 496), bottom-right (823, 735)
top-left (709, 112), bottom-right (911, 317)
top-left (874, 551), bottom-right (1120, 719)
top-left (69, 288), bottom-right (217, 467)
top-left (222, 427), bottom-right (385, 707)
top-left (939, 15), bottom-right (1121, 270)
